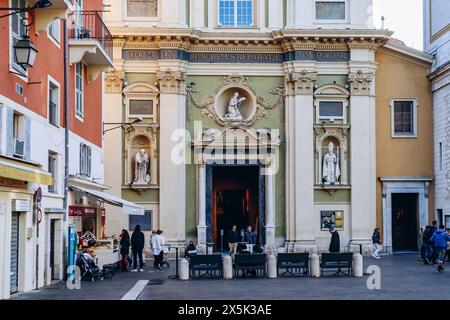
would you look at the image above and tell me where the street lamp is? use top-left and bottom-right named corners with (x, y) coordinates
top-left (103, 118), bottom-right (143, 135)
top-left (0, 0), bottom-right (54, 68)
top-left (14, 35), bottom-right (38, 68)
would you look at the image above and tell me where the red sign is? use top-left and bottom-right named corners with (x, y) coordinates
top-left (68, 206), bottom-right (97, 217)
top-left (37, 208), bottom-right (42, 224)
top-left (101, 208), bottom-right (106, 239)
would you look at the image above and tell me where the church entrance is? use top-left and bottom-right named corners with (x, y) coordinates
top-left (206, 165), bottom-right (264, 251)
top-left (391, 193), bottom-right (419, 252)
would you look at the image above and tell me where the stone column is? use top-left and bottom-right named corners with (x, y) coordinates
top-left (289, 70), bottom-right (317, 252)
top-left (348, 69), bottom-right (377, 252)
top-left (197, 157), bottom-right (207, 251)
top-left (158, 68), bottom-right (187, 245)
top-left (104, 70), bottom-right (126, 236)
top-left (264, 157), bottom-right (276, 250)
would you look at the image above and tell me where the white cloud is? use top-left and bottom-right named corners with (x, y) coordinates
top-left (372, 0), bottom-right (423, 50)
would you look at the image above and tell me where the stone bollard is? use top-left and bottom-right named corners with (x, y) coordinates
top-left (223, 255), bottom-right (233, 280)
top-left (179, 258), bottom-right (189, 280)
top-left (310, 253), bottom-right (320, 277)
top-left (353, 253), bottom-right (363, 277)
top-left (267, 254), bottom-right (277, 279)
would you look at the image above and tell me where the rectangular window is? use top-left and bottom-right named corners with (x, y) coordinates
top-left (219, 0), bottom-right (253, 27)
top-left (75, 63), bottom-right (84, 118)
top-left (127, 0), bottom-right (158, 17)
top-left (315, 1), bottom-right (346, 20)
top-left (12, 112), bottom-right (24, 158)
top-left (79, 143), bottom-right (91, 177)
top-left (48, 81), bottom-right (59, 126)
top-left (48, 19), bottom-right (60, 44)
top-left (129, 100), bottom-right (154, 115)
top-left (48, 152), bottom-right (57, 193)
top-left (10, 0), bottom-right (27, 75)
top-left (393, 100), bottom-right (416, 136)
top-left (129, 210), bottom-right (152, 231)
top-left (319, 102), bottom-right (343, 118)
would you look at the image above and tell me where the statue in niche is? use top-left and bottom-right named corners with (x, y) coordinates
top-left (224, 92), bottom-right (246, 121)
top-left (134, 149), bottom-right (150, 185)
top-left (322, 141), bottom-right (340, 185)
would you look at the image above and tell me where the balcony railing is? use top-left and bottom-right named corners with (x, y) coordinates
top-left (68, 11), bottom-right (113, 61)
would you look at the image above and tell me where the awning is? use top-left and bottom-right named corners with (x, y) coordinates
top-left (70, 186), bottom-right (145, 216)
top-left (0, 157), bottom-right (54, 185)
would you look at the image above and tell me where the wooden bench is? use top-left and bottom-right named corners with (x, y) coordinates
top-left (234, 254), bottom-right (267, 278)
top-left (189, 254), bottom-right (223, 279)
top-left (277, 253), bottom-right (309, 277)
top-left (321, 252), bottom-right (353, 277)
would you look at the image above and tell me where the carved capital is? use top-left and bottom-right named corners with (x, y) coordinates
top-left (289, 70), bottom-right (317, 95)
top-left (105, 70), bottom-right (125, 93)
top-left (157, 69), bottom-right (186, 94)
top-left (348, 70), bottom-right (374, 96)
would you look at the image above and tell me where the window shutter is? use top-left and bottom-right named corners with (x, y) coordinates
top-left (24, 116), bottom-right (31, 160)
top-left (88, 147), bottom-right (91, 176)
top-left (6, 108), bottom-right (14, 157)
top-left (79, 143), bottom-right (83, 175)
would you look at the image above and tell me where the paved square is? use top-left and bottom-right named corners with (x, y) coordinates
top-left (10, 254), bottom-right (450, 300)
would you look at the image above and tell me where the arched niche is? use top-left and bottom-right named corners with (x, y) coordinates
top-left (314, 127), bottom-right (349, 186)
top-left (122, 82), bottom-right (159, 124)
top-left (314, 84), bottom-right (350, 124)
top-left (125, 132), bottom-right (158, 187)
top-left (214, 85), bottom-right (257, 122)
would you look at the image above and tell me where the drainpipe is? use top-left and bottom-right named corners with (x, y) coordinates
top-left (62, 17), bottom-right (69, 280)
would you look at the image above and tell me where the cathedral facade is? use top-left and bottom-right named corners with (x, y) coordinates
top-left (103, 0), bottom-right (434, 254)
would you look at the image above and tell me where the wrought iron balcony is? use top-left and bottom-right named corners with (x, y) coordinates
top-left (68, 11), bottom-right (113, 80)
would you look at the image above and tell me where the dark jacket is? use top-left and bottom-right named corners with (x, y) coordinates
top-left (372, 230), bottom-right (381, 244)
top-left (423, 228), bottom-right (433, 245)
top-left (243, 231), bottom-right (256, 244)
top-left (228, 230), bottom-right (240, 244)
top-left (329, 231), bottom-right (340, 253)
top-left (131, 230), bottom-right (145, 250)
top-left (430, 229), bottom-right (450, 249)
top-left (120, 233), bottom-right (130, 255)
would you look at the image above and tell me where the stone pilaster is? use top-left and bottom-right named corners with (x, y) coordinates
top-left (285, 69), bottom-right (317, 252)
top-left (158, 68), bottom-right (187, 245)
top-left (104, 70), bottom-right (125, 94)
top-left (348, 69), bottom-right (377, 252)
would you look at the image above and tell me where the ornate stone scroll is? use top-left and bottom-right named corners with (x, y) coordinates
top-left (157, 69), bottom-right (186, 94)
top-left (348, 70), bottom-right (374, 96)
top-left (288, 70), bottom-right (317, 95)
top-left (105, 70), bottom-right (125, 93)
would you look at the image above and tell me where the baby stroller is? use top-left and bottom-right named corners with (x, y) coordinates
top-left (77, 252), bottom-right (104, 282)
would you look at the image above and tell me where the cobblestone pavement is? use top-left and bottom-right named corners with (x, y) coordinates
top-left (10, 254), bottom-right (450, 300)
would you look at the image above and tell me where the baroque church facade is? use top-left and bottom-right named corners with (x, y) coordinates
top-left (103, 0), bottom-right (434, 254)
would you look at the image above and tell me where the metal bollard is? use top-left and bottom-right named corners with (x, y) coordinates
top-left (353, 253), bottom-right (363, 277)
top-left (267, 254), bottom-right (277, 279)
top-left (179, 258), bottom-right (189, 280)
top-left (223, 255), bottom-right (233, 280)
top-left (310, 253), bottom-right (320, 277)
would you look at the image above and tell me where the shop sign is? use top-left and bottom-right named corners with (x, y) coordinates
top-left (69, 206), bottom-right (97, 217)
top-left (12, 199), bottom-right (30, 212)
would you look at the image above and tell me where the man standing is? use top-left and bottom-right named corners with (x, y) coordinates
top-left (243, 225), bottom-right (256, 253)
top-left (329, 226), bottom-right (340, 253)
top-left (228, 225), bottom-right (240, 257)
top-left (130, 224), bottom-right (145, 272)
top-left (372, 227), bottom-right (382, 259)
top-left (430, 225), bottom-right (450, 273)
top-left (151, 229), bottom-right (165, 271)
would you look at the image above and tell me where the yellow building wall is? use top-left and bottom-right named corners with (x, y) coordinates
top-left (375, 47), bottom-right (434, 235)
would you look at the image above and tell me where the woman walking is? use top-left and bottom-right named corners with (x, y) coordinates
top-left (130, 225), bottom-right (145, 272)
top-left (119, 229), bottom-right (130, 272)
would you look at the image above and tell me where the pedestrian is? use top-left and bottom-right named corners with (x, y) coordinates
top-left (430, 220), bottom-right (438, 264)
top-left (243, 225), bottom-right (256, 252)
top-left (423, 225), bottom-right (433, 264)
top-left (185, 240), bottom-right (197, 258)
top-left (228, 225), bottom-right (240, 258)
top-left (151, 229), bottom-right (165, 270)
top-left (430, 224), bottom-right (450, 273)
top-left (328, 226), bottom-right (340, 253)
top-left (418, 226), bottom-right (425, 261)
top-left (371, 227), bottom-right (382, 259)
top-left (119, 229), bottom-right (130, 272)
top-left (130, 224), bottom-right (145, 272)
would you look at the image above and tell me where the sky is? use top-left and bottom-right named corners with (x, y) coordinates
top-left (372, 0), bottom-right (423, 50)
